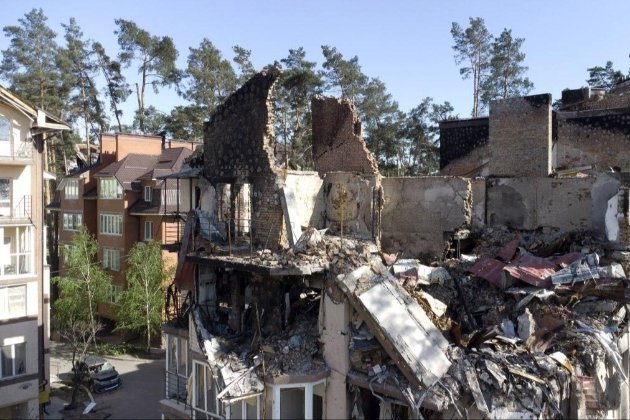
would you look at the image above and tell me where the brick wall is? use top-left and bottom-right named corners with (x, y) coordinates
top-left (311, 97), bottom-right (380, 177)
top-left (488, 94), bottom-right (552, 177)
top-left (203, 69), bottom-right (287, 248)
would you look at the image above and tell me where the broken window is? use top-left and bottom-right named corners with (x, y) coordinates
top-left (215, 183), bottom-right (251, 241)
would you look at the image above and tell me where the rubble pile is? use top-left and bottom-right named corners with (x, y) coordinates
top-left (389, 229), bottom-right (629, 417)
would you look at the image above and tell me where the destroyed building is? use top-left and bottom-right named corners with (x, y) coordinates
top-left (159, 70), bottom-right (630, 419)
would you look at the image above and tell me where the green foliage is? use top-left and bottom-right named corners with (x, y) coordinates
top-left (400, 98), bottom-right (457, 175)
top-left (115, 240), bottom-right (171, 352)
top-left (93, 41), bottom-right (131, 132)
top-left (184, 39), bottom-right (237, 113)
top-left (587, 61), bottom-right (625, 92)
top-left (450, 17), bottom-right (492, 117)
top-left (482, 28), bottom-right (533, 105)
top-left (232, 45), bottom-right (256, 84)
top-left (320, 45), bottom-right (367, 103)
top-left (53, 227), bottom-right (111, 363)
top-left (164, 104), bottom-right (205, 140)
top-left (133, 105), bottom-right (166, 135)
top-left (275, 47), bottom-right (324, 169)
top-left (58, 18), bottom-right (106, 143)
top-left (115, 19), bottom-right (182, 133)
top-left (0, 8), bottom-right (64, 113)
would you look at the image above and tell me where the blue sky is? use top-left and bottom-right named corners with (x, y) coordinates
top-left (2, 0), bottom-right (630, 127)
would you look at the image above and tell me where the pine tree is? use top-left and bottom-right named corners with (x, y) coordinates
top-left (587, 61), bottom-right (625, 92)
top-left (58, 18), bottom-right (106, 143)
top-left (93, 41), bottom-right (131, 132)
top-left (320, 45), bottom-right (367, 103)
top-left (275, 47), bottom-right (323, 169)
top-left (482, 28), bottom-right (533, 106)
top-left (232, 45), bottom-right (256, 84)
top-left (450, 17), bottom-right (492, 117)
top-left (115, 19), bottom-right (182, 133)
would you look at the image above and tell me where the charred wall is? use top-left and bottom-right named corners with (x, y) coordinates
top-left (203, 69), bottom-right (287, 248)
top-left (556, 108), bottom-right (630, 171)
top-left (439, 117), bottom-right (489, 175)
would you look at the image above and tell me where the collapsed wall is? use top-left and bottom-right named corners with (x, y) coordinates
top-left (203, 68), bottom-right (287, 247)
top-left (311, 97), bottom-right (380, 177)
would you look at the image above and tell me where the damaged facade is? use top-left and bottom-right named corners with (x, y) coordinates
top-left (160, 71), bottom-right (630, 419)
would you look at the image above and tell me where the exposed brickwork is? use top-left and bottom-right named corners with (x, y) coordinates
top-left (488, 94), bottom-right (552, 177)
top-left (203, 69), bottom-right (287, 248)
top-left (311, 97), bottom-right (380, 177)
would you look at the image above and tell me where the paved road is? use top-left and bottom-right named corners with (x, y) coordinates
top-left (49, 341), bottom-right (165, 419)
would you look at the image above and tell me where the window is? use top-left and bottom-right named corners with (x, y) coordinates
top-left (65, 179), bottom-right (79, 200)
top-left (227, 396), bottom-right (260, 419)
top-left (100, 213), bottom-right (122, 236)
top-left (63, 213), bottom-right (83, 231)
top-left (144, 186), bottom-right (152, 202)
top-left (0, 285), bottom-right (27, 318)
top-left (193, 361), bottom-right (220, 417)
top-left (109, 284), bottom-right (123, 304)
top-left (99, 178), bottom-right (122, 199)
top-left (0, 226), bottom-right (32, 276)
top-left (166, 335), bottom-right (188, 402)
top-left (144, 221), bottom-right (153, 241)
top-left (0, 342), bottom-right (26, 379)
top-left (273, 380), bottom-right (325, 419)
top-left (0, 179), bottom-right (10, 209)
top-left (0, 116), bottom-right (10, 142)
top-left (62, 244), bottom-right (75, 263)
top-left (165, 189), bottom-right (179, 206)
top-left (102, 248), bottom-right (121, 271)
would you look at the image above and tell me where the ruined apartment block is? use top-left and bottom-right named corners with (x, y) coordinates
top-left (160, 72), bottom-right (630, 419)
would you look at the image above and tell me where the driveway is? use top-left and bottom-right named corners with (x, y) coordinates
top-left (48, 341), bottom-right (165, 419)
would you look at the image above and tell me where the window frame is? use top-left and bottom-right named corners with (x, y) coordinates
top-left (102, 248), bottom-right (121, 272)
top-left (144, 186), bottom-right (152, 202)
top-left (99, 178), bottom-right (123, 200)
top-left (62, 212), bottom-right (83, 232)
top-left (109, 284), bottom-right (123, 305)
top-left (193, 360), bottom-right (221, 418)
top-left (0, 285), bottom-right (27, 318)
top-left (144, 220), bottom-right (153, 241)
top-left (272, 379), bottom-right (326, 419)
top-left (0, 116), bottom-right (10, 142)
top-left (226, 395), bottom-right (261, 420)
top-left (65, 179), bottom-right (79, 200)
top-left (99, 213), bottom-right (123, 236)
top-left (0, 341), bottom-right (26, 379)
top-left (0, 178), bottom-right (10, 208)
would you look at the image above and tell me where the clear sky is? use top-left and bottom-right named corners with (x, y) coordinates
top-left (2, 0), bottom-right (630, 126)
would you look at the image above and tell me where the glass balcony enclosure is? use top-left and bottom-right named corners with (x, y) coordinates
top-left (0, 226), bottom-right (33, 277)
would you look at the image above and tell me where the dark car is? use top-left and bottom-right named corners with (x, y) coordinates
top-left (79, 355), bottom-right (122, 393)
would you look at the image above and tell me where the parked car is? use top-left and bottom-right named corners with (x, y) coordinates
top-left (77, 355), bottom-right (122, 393)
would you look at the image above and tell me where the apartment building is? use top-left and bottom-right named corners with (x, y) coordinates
top-left (52, 133), bottom-right (194, 320)
top-left (0, 86), bottom-right (69, 418)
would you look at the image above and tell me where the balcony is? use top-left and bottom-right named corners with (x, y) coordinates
top-left (0, 140), bottom-right (33, 163)
top-left (0, 225), bottom-right (33, 277)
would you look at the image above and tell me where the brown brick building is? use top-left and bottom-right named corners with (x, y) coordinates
top-left (50, 133), bottom-right (195, 320)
